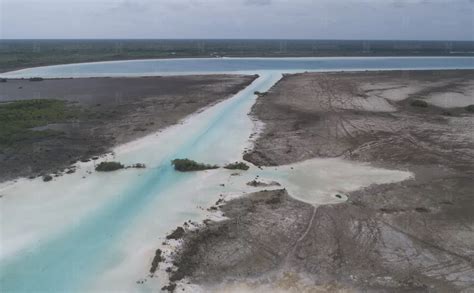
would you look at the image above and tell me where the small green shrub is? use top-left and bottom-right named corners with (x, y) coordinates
top-left (95, 161), bottom-right (124, 172)
top-left (171, 158), bottom-right (218, 172)
top-left (465, 105), bottom-right (474, 113)
top-left (410, 99), bottom-right (428, 108)
top-left (224, 162), bottom-right (249, 171)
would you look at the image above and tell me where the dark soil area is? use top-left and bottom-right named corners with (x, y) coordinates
top-left (0, 75), bottom-right (256, 182)
top-left (168, 70), bottom-right (474, 292)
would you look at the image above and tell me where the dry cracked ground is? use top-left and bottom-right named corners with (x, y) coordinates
top-left (163, 70), bottom-right (474, 292)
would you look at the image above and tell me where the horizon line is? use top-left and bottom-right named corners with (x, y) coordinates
top-left (1, 38), bottom-right (473, 42)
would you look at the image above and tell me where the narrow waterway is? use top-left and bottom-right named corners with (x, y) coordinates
top-left (0, 72), bottom-right (283, 292)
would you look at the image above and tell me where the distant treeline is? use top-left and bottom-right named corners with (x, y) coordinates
top-left (1, 39), bottom-right (473, 72)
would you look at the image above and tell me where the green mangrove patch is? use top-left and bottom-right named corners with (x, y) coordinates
top-left (95, 161), bottom-right (125, 172)
top-left (0, 99), bottom-right (82, 147)
top-left (171, 158), bottom-right (219, 172)
top-left (224, 162), bottom-right (250, 170)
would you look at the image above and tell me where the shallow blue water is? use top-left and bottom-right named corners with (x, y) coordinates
top-left (1, 57), bottom-right (473, 78)
top-left (1, 58), bottom-right (474, 292)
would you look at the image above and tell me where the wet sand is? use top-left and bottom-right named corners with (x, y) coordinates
top-left (0, 75), bottom-right (256, 182)
top-left (167, 70), bottom-right (474, 292)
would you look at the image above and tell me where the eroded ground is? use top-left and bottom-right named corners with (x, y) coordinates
top-left (165, 70), bottom-right (474, 292)
top-left (0, 75), bottom-right (256, 181)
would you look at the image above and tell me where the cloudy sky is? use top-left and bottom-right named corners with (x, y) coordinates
top-left (0, 0), bottom-right (473, 40)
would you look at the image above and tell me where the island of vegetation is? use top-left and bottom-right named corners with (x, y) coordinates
top-left (94, 161), bottom-right (147, 172)
top-left (128, 163), bottom-right (146, 169)
top-left (171, 159), bottom-right (219, 172)
top-left (95, 161), bottom-right (124, 172)
top-left (223, 162), bottom-right (250, 170)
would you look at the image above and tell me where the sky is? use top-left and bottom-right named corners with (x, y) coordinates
top-left (0, 0), bottom-right (473, 40)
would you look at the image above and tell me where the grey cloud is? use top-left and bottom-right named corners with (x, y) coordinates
top-left (112, 0), bottom-right (150, 12)
top-left (244, 0), bottom-right (272, 6)
top-left (1, 0), bottom-right (472, 40)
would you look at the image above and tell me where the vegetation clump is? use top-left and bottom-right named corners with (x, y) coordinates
top-left (42, 175), bottom-right (53, 182)
top-left (465, 105), bottom-right (474, 113)
top-left (171, 158), bottom-right (218, 172)
top-left (254, 91), bottom-right (267, 97)
top-left (410, 99), bottom-right (428, 108)
top-left (29, 77), bottom-right (44, 82)
top-left (161, 283), bottom-right (177, 292)
top-left (224, 162), bottom-right (250, 171)
top-left (129, 163), bottom-right (146, 169)
top-left (166, 226), bottom-right (185, 240)
top-left (247, 180), bottom-right (281, 187)
top-left (95, 161), bottom-right (124, 172)
top-left (149, 249), bottom-right (164, 274)
top-left (0, 78), bottom-right (7, 82)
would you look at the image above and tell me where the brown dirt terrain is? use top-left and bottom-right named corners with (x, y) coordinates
top-left (166, 70), bottom-right (474, 292)
top-left (0, 75), bottom-right (256, 182)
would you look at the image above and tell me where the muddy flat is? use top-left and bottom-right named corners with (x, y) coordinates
top-left (0, 75), bottom-right (256, 182)
top-left (168, 70), bottom-right (474, 292)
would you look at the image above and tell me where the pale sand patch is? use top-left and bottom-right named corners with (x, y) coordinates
top-left (428, 83), bottom-right (474, 108)
top-left (259, 158), bottom-right (412, 206)
top-left (362, 80), bottom-right (457, 103)
top-left (360, 82), bottom-right (421, 102)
